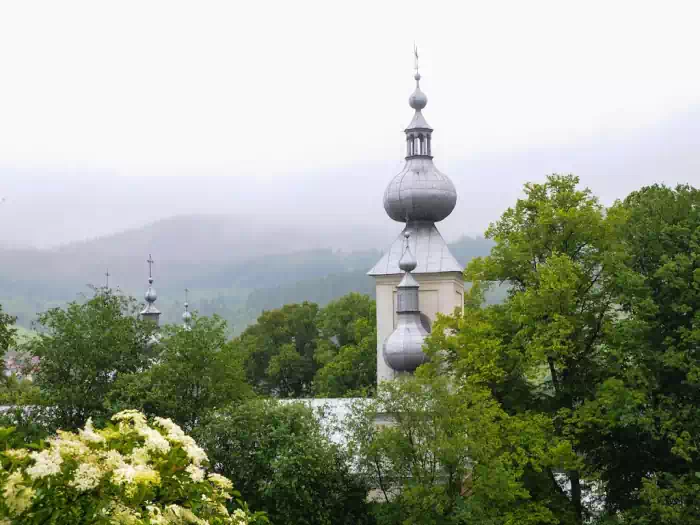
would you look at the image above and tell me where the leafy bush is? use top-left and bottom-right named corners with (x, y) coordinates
top-left (0, 410), bottom-right (264, 524)
top-left (197, 400), bottom-right (372, 525)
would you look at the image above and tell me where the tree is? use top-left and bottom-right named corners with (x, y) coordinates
top-left (238, 302), bottom-right (319, 397)
top-left (0, 302), bottom-right (17, 375)
top-left (197, 399), bottom-right (372, 525)
top-left (428, 175), bottom-right (622, 522)
top-left (572, 184), bottom-right (700, 522)
top-left (108, 314), bottom-right (252, 432)
top-left (347, 372), bottom-right (558, 525)
top-left (25, 289), bottom-right (157, 431)
top-left (314, 293), bottom-right (376, 397)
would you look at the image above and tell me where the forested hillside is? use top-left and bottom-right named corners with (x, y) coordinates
top-left (0, 220), bottom-right (495, 334)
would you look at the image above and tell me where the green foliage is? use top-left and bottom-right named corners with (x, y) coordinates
top-left (446, 174), bottom-right (621, 522)
top-left (239, 295), bottom-right (377, 398)
top-left (239, 302), bottom-right (319, 397)
top-left (0, 410), bottom-right (261, 524)
top-left (347, 373), bottom-right (558, 525)
top-left (313, 293), bottom-right (376, 397)
top-left (0, 407), bottom-right (51, 448)
top-left (25, 288), bottom-right (158, 432)
top-left (429, 178), bottom-right (700, 522)
top-left (0, 303), bottom-right (17, 352)
top-left (0, 302), bottom-right (18, 377)
top-left (197, 399), bottom-right (372, 525)
top-left (0, 304), bottom-right (40, 407)
top-left (107, 315), bottom-right (253, 432)
top-left (575, 184), bottom-right (700, 520)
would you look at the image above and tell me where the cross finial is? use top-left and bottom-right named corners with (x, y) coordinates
top-left (105, 269), bottom-right (110, 288)
top-left (147, 254), bottom-right (154, 279)
top-left (185, 288), bottom-right (189, 304)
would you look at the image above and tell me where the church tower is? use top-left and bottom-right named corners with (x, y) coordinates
top-left (369, 56), bottom-right (464, 384)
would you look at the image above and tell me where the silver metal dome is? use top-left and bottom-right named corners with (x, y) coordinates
top-left (383, 315), bottom-right (429, 372)
top-left (383, 67), bottom-right (457, 224)
top-left (398, 232), bottom-right (417, 272)
top-left (144, 279), bottom-right (157, 303)
top-left (382, 232), bottom-right (429, 373)
top-left (409, 73), bottom-right (428, 110)
top-left (383, 158), bottom-right (457, 222)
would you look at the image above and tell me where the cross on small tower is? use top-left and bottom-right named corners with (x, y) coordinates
top-left (147, 254), bottom-right (154, 279)
top-left (105, 269), bottom-right (110, 288)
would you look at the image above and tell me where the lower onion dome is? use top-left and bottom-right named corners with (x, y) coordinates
top-left (382, 314), bottom-right (429, 372)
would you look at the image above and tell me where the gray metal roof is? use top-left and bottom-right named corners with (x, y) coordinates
top-left (141, 303), bottom-right (161, 315)
top-left (383, 157), bottom-right (457, 223)
top-left (406, 110), bottom-right (432, 130)
top-left (368, 222), bottom-right (462, 276)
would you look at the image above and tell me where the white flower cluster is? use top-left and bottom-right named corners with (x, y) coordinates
top-left (25, 448), bottom-right (63, 479)
top-left (153, 416), bottom-right (208, 466)
top-left (69, 463), bottom-right (103, 492)
top-left (0, 410), bottom-right (251, 524)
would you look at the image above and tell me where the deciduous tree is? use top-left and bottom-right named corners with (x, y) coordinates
top-left (26, 289), bottom-right (156, 431)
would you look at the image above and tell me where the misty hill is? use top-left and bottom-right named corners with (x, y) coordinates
top-left (0, 215), bottom-right (494, 332)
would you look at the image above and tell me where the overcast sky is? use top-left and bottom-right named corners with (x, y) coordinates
top-left (1, 1), bottom-right (699, 247)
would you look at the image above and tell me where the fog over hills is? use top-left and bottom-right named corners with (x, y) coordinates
top-left (1, 105), bottom-right (698, 250)
top-left (0, 213), bottom-right (493, 332)
top-left (0, 104), bottom-right (697, 331)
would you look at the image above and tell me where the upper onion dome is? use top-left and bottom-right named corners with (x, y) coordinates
top-left (383, 68), bottom-right (457, 223)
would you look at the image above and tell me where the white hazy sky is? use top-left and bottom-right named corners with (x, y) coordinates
top-left (2, 0), bottom-right (699, 175)
top-left (1, 1), bottom-right (699, 248)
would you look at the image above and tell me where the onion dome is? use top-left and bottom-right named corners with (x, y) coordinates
top-left (182, 288), bottom-right (192, 330)
top-left (408, 73), bottom-right (428, 110)
top-left (383, 67), bottom-right (457, 223)
top-left (382, 233), bottom-right (429, 373)
top-left (144, 281), bottom-right (157, 303)
top-left (140, 254), bottom-right (161, 325)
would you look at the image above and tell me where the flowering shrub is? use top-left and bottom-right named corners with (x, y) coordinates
top-left (0, 410), bottom-right (262, 524)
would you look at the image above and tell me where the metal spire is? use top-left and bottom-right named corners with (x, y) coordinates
top-left (182, 288), bottom-right (192, 330)
top-left (105, 269), bottom-right (110, 289)
top-left (140, 254), bottom-right (161, 325)
top-left (147, 254), bottom-right (154, 281)
top-left (413, 43), bottom-right (419, 79)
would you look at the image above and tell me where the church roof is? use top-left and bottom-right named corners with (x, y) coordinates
top-left (405, 110), bottom-right (432, 131)
top-left (141, 303), bottom-right (161, 315)
top-left (368, 222), bottom-right (463, 276)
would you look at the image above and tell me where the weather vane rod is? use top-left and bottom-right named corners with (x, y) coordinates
top-left (413, 43), bottom-right (419, 75)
